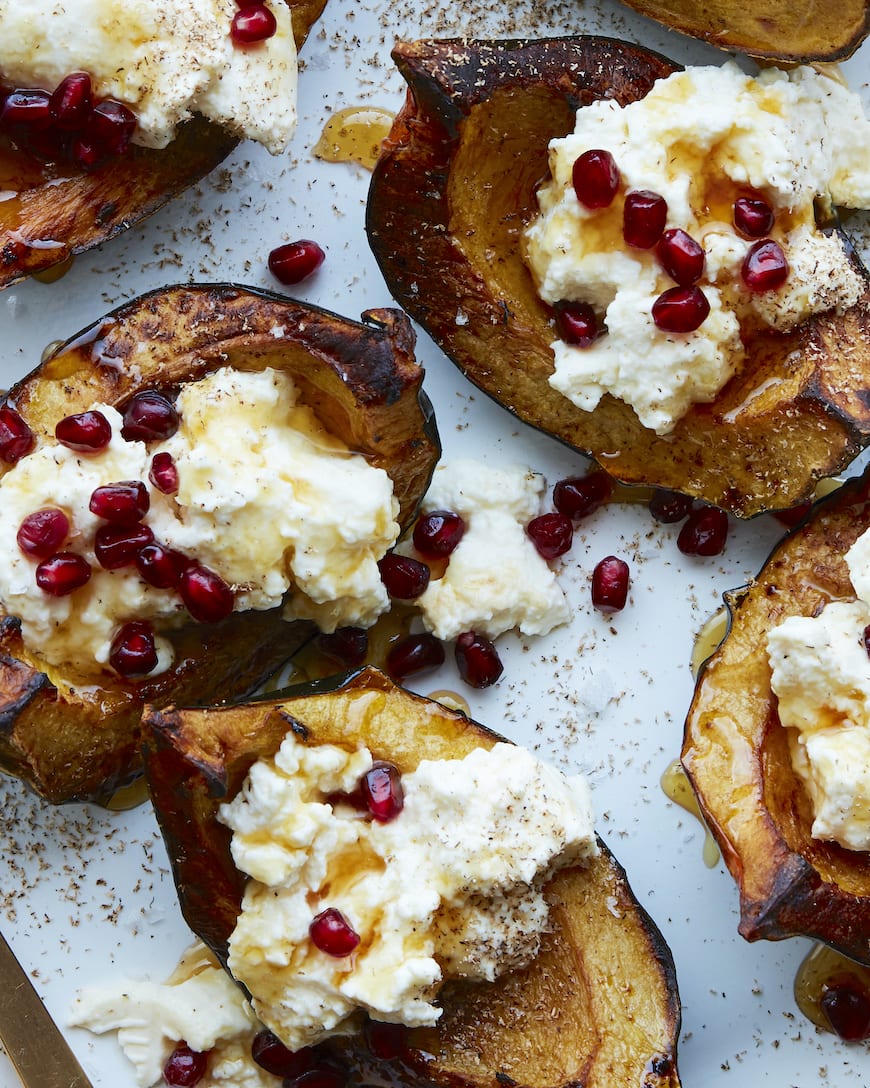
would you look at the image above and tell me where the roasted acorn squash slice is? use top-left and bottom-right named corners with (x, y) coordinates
top-left (143, 666), bottom-right (682, 1088)
top-left (617, 0), bottom-right (870, 62)
top-left (0, 285), bottom-right (439, 804)
top-left (684, 469), bottom-right (870, 962)
top-left (366, 37), bottom-right (870, 518)
top-left (0, 0), bottom-right (326, 290)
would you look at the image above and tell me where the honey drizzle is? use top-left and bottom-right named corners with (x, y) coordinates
top-left (691, 608), bottom-right (729, 679)
top-left (313, 106), bottom-right (395, 171)
top-left (794, 943), bottom-right (870, 1033)
top-left (660, 759), bottom-right (721, 868)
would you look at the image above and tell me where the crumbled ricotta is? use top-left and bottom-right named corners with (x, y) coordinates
top-left (0, 367), bottom-right (398, 677)
top-left (412, 460), bottom-right (570, 640)
top-left (218, 728), bottom-right (597, 1050)
top-left (525, 63), bottom-right (870, 434)
top-left (0, 0), bottom-right (297, 152)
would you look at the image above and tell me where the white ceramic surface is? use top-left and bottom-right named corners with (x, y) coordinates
top-left (1, 1), bottom-right (869, 1085)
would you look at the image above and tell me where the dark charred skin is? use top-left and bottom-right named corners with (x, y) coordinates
top-left (366, 37), bottom-right (870, 517)
top-left (0, 286), bottom-right (439, 803)
top-left (143, 667), bottom-right (682, 1088)
top-left (0, 0), bottom-right (327, 290)
top-left (684, 468), bottom-right (870, 962)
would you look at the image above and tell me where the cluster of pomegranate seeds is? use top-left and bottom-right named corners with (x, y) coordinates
top-left (179, 562), bottom-right (235, 623)
top-left (16, 508), bottom-right (70, 558)
top-left (733, 193), bottom-right (775, 239)
top-left (553, 471), bottom-right (612, 519)
top-left (820, 976), bottom-right (870, 1041)
top-left (0, 406), bottom-right (35, 464)
top-left (554, 301), bottom-right (598, 347)
top-left (378, 553), bottom-right (430, 599)
top-left (742, 238), bottom-right (789, 292)
top-left (386, 632), bottom-right (445, 679)
top-left (526, 512), bottom-right (573, 559)
top-left (657, 229), bottom-right (705, 286)
top-left (572, 149), bottom-right (620, 209)
top-left (122, 390), bottom-right (179, 442)
top-left (89, 479), bottom-right (150, 523)
top-left (455, 631), bottom-right (504, 688)
top-left (412, 509), bottom-right (465, 558)
top-left (109, 620), bottom-right (158, 677)
top-left (316, 626), bottom-right (369, 666)
top-left (648, 488), bottom-right (694, 524)
top-left (162, 1042), bottom-right (208, 1087)
top-left (56, 409), bottom-right (112, 452)
top-left (309, 907), bottom-right (360, 957)
top-left (35, 552), bottom-right (91, 596)
top-left (591, 556), bottom-right (630, 613)
top-left (230, 0), bottom-right (278, 44)
top-left (651, 285), bottom-right (711, 334)
top-left (268, 240), bottom-right (326, 285)
top-left (623, 190), bottom-right (667, 249)
top-left (677, 505), bottom-right (729, 556)
top-left (150, 451), bottom-right (180, 495)
top-left (361, 760), bottom-right (404, 821)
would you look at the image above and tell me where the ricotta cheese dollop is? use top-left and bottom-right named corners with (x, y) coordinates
top-left (218, 729), bottom-right (597, 1050)
top-left (524, 63), bottom-right (870, 434)
top-left (0, 0), bottom-right (297, 152)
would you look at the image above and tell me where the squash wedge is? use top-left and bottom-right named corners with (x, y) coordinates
top-left (0, 285), bottom-right (439, 804)
top-left (0, 0), bottom-right (327, 290)
top-left (683, 469), bottom-right (870, 962)
top-left (366, 37), bottom-right (870, 518)
top-left (143, 666), bottom-right (682, 1088)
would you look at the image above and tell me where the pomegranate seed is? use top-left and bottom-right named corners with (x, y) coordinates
top-left (821, 977), bottom-right (870, 1041)
top-left (412, 510), bottom-right (465, 559)
top-left (365, 1020), bottom-right (409, 1061)
top-left (35, 552), bottom-right (91, 596)
top-left (149, 451), bottom-right (179, 494)
top-left (553, 472), bottom-right (612, 519)
top-left (89, 480), bottom-right (149, 523)
top-left (591, 556), bottom-right (630, 612)
top-left (378, 553), bottom-right (430, 599)
top-left (572, 149), bottom-right (620, 209)
top-left (268, 240), bottom-right (325, 285)
top-left (0, 406), bottom-right (35, 463)
top-left (1, 89), bottom-right (52, 130)
top-left (231, 3), bottom-right (278, 42)
top-left (121, 390), bottom-right (179, 442)
top-left (50, 72), bottom-right (92, 131)
top-left (677, 505), bottom-right (729, 556)
top-left (285, 1070), bottom-right (346, 1088)
top-left (623, 190), bottom-right (667, 249)
top-left (179, 562), bottom-right (235, 623)
top-left (94, 523), bottom-right (154, 570)
top-left (70, 134), bottom-right (103, 172)
top-left (863, 624), bottom-right (870, 659)
top-left (109, 620), bottom-right (158, 678)
top-left (86, 98), bottom-right (136, 155)
top-left (309, 908), bottom-right (359, 956)
top-left (657, 228), bottom-right (705, 286)
top-left (741, 239), bottom-right (789, 292)
top-left (315, 626), bottom-right (368, 666)
top-left (652, 285), bottom-right (710, 333)
top-left (733, 194), bottom-right (775, 239)
top-left (55, 410), bottom-right (112, 452)
top-left (554, 301), bottom-right (598, 347)
top-left (773, 501), bottom-right (811, 529)
top-left (386, 633), bottom-right (445, 679)
top-left (163, 1042), bottom-right (208, 1087)
top-left (648, 489), bottom-right (693, 524)
top-left (252, 1031), bottom-right (315, 1077)
top-left (361, 761), bottom-right (404, 822)
top-left (455, 631), bottom-right (504, 688)
top-left (526, 512), bottom-right (573, 559)
top-left (136, 542), bottom-right (188, 589)
top-left (17, 508), bottom-right (70, 558)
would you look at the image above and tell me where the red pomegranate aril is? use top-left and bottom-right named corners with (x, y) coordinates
top-left (648, 488), bottom-right (694, 524)
top-left (316, 626), bottom-right (368, 666)
top-left (455, 631), bottom-right (504, 688)
top-left (733, 194), bottom-right (775, 239)
top-left (268, 240), bottom-right (325, 285)
top-left (109, 620), bottom-right (158, 678)
top-left (386, 632), bottom-right (445, 679)
top-left (1, 89), bottom-right (52, 130)
top-left (572, 149), bottom-right (620, 209)
top-left (526, 512), bottom-right (573, 560)
top-left (773, 501), bottom-right (812, 529)
top-left (0, 406), bottom-right (35, 463)
top-left (70, 134), bottom-right (103, 172)
top-left (89, 479), bottom-right (150, 523)
top-left (657, 228), bottom-right (705, 286)
top-left (361, 761), bottom-right (404, 822)
top-left (591, 556), bottom-right (630, 613)
top-left (122, 390), bottom-right (179, 441)
top-left (285, 1069), bottom-right (346, 1088)
top-left (56, 409), bottom-right (112, 451)
top-left (652, 285), bottom-right (710, 333)
top-left (623, 189), bottom-right (667, 249)
top-left (136, 542), bottom-right (188, 589)
top-left (251, 1031), bottom-right (316, 1077)
top-left (35, 552), bottom-right (91, 596)
top-left (413, 510), bottom-right (465, 559)
top-left (378, 553), bottom-right (430, 599)
top-left (864, 624), bottom-right (870, 659)
top-left (365, 1020), bottom-right (409, 1061)
top-left (17, 508), bottom-right (70, 558)
top-left (86, 98), bottom-right (136, 155)
top-left (94, 523), bottom-right (154, 570)
top-left (179, 562), bottom-right (235, 623)
top-left (554, 301), bottom-right (598, 347)
top-left (309, 907), bottom-right (359, 957)
top-left (820, 977), bottom-right (870, 1042)
top-left (231, 2), bottom-right (278, 42)
top-left (50, 72), bottom-right (92, 131)
top-left (163, 1042), bottom-right (209, 1087)
top-left (553, 472), bottom-right (612, 519)
top-left (742, 239), bottom-right (789, 292)
top-left (150, 451), bottom-right (179, 494)
top-left (677, 505), bottom-right (729, 556)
